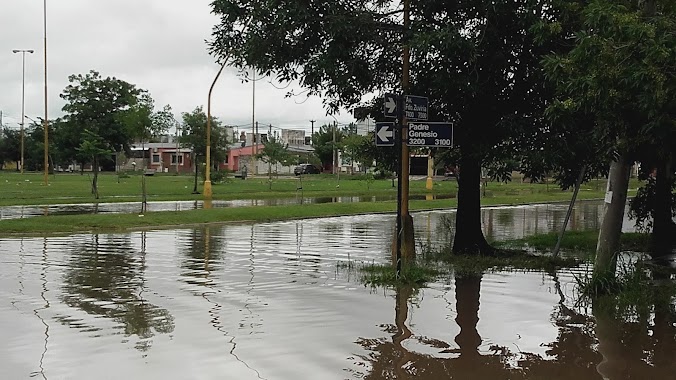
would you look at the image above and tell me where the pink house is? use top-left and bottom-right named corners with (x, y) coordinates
top-left (224, 144), bottom-right (264, 172)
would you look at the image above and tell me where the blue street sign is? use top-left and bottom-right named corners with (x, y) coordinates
top-left (383, 93), bottom-right (398, 119)
top-left (404, 95), bottom-right (428, 121)
top-left (407, 122), bottom-right (453, 147)
top-left (375, 122), bottom-right (396, 146)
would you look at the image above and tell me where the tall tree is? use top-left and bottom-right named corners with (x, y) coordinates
top-left (311, 124), bottom-right (343, 171)
top-left (257, 134), bottom-right (291, 189)
top-left (543, 0), bottom-right (676, 269)
top-left (210, 0), bottom-right (562, 255)
top-left (60, 70), bottom-right (144, 197)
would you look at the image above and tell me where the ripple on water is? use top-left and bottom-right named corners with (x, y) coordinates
top-left (0, 206), bottom-right (663, 380)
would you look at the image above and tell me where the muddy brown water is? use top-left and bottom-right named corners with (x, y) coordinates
top-left (1, 202), bottom-right (672, 379)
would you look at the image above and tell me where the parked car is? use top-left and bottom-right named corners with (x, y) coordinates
top-left (444, 165), bottom-right (458, 178)
top-left (294, 164), bottom-right (321, 175)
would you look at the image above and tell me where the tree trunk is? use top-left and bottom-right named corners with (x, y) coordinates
top-left (192, 155), bottom-right (199, 194)
top-left (92, 156), bottom-right (99, 199)
top-left (651, 155), bottom-right (673, 257)
top-left (453, 149), bottom-right (491, 254)
top-left (594, 155), bottom-right (631, 280)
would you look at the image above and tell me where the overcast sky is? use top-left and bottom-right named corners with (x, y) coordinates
top-left (0, 0), bottom-right (356, 134)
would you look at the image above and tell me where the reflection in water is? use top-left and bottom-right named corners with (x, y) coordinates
top-left (0, 207), bottom-right (671, 379)
top-left (60, 233), bottom-right (174, 351)
top-left (31, 238), bottom-right (49, 380)
top-left (179, 225), bottom-right (265, 379)
top-left (592, 295), bottom-right (676, 379)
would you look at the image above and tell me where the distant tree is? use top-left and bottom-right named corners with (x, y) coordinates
top-left (180, 106), bottom-right (228, 193)
top-left (0, 128), bottom-right (20, 170)
top-left (60, 70), bottom-right (144, 198)
top-left (121, 96), bottom-right (174, 208)
top-left (543, 0), bottom-right (676, 278)
top-left (257, 135), bottom-right (291, 189)
top-left (77, 130), bottom-right (112, 199)
top-left (312, 124), bottom-right (343, 170)
top-left (360, 132), bottom-right (398, 187)
top-left (209, 0), bottom-right (564, 256)
top-left (341, 133), bottom-right (370, 174)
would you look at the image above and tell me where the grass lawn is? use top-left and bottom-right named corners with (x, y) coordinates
top-left (0, 170), bottom-right (641, 234)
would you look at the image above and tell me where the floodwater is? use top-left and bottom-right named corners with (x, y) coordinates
top-left (0, 194), bottom-right (455, 220)
top-left (1, 203), bottom-right (672, 379)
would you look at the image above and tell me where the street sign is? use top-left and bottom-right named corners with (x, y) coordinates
top-left (375, 122), bottom-right (396, 146)
top-left (383, 93), bottom-right (398, 119)
top-left (404, 95), bottom-right (428, 121)
top-left (407, 122), bottom-right (453, 147)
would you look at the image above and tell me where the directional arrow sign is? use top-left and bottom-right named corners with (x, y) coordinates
top-left (404, 95), bottom-right (428, 121)
top-left (407, 122), bottom-right (453, 147)
top-left (383, 93), bottom-right (398, 119)
top-left (375, 122), bottom-right (396, 146)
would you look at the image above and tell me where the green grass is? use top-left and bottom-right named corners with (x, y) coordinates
top-left (0, 170), bottom-right (643, 234)
top-left (360, 263), bottom-right (441, 287)
top-left (495, 230), bottom-right (651, 253)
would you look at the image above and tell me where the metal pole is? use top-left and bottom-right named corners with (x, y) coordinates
top-left (333, 120), bottom-right (337, 175)
top-left (13, 49), bottom-right (33, 174)
top-left (254, 121), bottom-right (259, 175)
top-left (205, 54), bottom-right (232, 199)
top-left (175, 122), bottom-right (180, 174)
top-left (252, 67), bottom-right (257, 175)
top-left (43, 0), bottom-right (49, 185)
top-left (395, 97), bottom-right (403, 277)
top-left (310, 119), bottom-right (315, 145)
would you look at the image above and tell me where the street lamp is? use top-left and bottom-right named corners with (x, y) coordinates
top-left (12, 49), bottom-right (34, 174)
top-left (43, 0), bottom-right (49, 185)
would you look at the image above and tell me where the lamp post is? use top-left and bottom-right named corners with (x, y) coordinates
top-left (12, 49), bottom-right (34, 174)
top-left (43, 0), bottom-right (49, 185)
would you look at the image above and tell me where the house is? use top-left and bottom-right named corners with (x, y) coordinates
top-left (224, 129), bottom-right (314, 175)
top-left (127, 139), bottom-right (194, 174)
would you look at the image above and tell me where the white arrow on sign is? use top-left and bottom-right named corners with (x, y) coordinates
top-left (377, 126), bottom-right (394, 142)
top-left (385, 97), bottom-right (397, 115)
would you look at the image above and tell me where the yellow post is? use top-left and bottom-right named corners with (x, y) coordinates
top-left (426, 150), bottom-right (434, 190)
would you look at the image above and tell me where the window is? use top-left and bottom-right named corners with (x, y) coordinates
top-left (171, 154), bottom-right (183, 165)
top-left (152, 154), bottom-right (160, 163)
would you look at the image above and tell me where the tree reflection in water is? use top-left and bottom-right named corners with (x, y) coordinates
top-left (354, 272), bottom-right (676, 379)
top-left (60, 233), bottom-right (175, 352)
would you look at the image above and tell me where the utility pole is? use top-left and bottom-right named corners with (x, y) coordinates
top-left (175, 122), bottom-right (180, 174)
top-left (43, 0), bottom-right (49, 185)
top-left (332, 120), bottom-right (337, 175)
top-left (395, 0), bottom-right (415, 275)
top-left (13, 49), bottom-right (34, 174)
top-left (309, 119), bottom-right (315, 145)
top-left (268, 124), bottom-right (272, 182)
top-left (251, 122), bottom-right (258, 174)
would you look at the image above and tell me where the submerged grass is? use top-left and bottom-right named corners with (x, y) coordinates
top-left (495, 230), bottom-right (651, 253)
top-left (574, 259), bottom-right (676, 318)
top-left (360, 263), bottom-right (441, 287)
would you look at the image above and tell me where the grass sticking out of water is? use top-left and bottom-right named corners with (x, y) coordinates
top-left (495, 231), bottom-right (651, 253)
top-left (575, 260), bottom-right (676, 318)
top-left (360, 263), bottom-right (440, 287)
top-left (422, 247), bottom-right (582, 276)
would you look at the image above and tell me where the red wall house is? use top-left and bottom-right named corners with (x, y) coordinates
top-left (132, 143), bottom-right (194, 174)
top-left (223, 144), bottom-right (264, 172)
